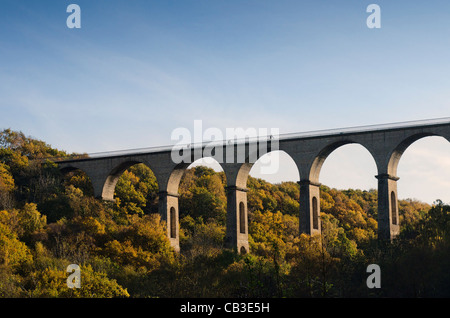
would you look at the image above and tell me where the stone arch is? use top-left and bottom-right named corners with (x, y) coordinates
top-left (308, 140), bottom-right (378, 184)
top-left (59, 165), bottom-right (82, 174)
top-left (386, 132), bottom-right (449, 177)
top-left (173, 156), bottom-right (227, 195)
top-left (102, 160), bottom-right (159, 202)
top-left (248, 150), bottom-right (300, 184)
top-left (317, 142), bottom-right (379, 191)
top-left (165, 164), bottom-right (190, 196)
top-left (378, 133), bottom-right (450, 239)
top-left (298, 140), bottom-right (378, 236)
top-left (164, 156), bottom-right (227, 252)
top-left (391, 134), bottom-right (450, 207)
top-left (247, 149), bottom-right (301, 223)
top-left (102, 160), bottom-right (143, 201)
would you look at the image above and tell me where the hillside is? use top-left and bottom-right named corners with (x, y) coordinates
top-left (0, 128), bottom-right (449, 297)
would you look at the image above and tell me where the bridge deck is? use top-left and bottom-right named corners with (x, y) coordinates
top-left (53, 117), bottom-right (450, 163)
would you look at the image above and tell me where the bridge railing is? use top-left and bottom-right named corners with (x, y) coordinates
top-left (42, 117), bottom-right (450, 163)
top-left (278, 116), bottom-right (450, 141)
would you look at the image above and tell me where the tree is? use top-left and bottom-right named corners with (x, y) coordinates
top-left (114, 170), bottom-right (147, 216)
top-left (18, 203), bottom-right (47, 241)
top-left (0, 163), bottom-right (15, 209)
top-left (0, 222), bottom-right (32, 268)
top-left (27, 264), bottom-right (129, 298)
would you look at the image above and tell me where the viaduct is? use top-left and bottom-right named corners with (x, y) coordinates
top-left (56, 118), bottom-right (450, 253)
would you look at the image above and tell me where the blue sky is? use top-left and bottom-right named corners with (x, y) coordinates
top-left (1, 1), bottom-right (450, 203)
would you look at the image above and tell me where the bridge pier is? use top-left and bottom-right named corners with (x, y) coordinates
top-left (158, 191), bottom-right (180, 252)
top-left (376, 174), bottom-right (400, 240)
top-left (298, 180), bottom-right (321, 236)
top-left (225, 186), bottom-right (249, 254)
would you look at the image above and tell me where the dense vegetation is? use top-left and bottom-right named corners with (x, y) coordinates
top-left (0, 128), bottom-right (449, 297)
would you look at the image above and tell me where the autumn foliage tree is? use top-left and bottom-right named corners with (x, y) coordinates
top-left (1, 128), bottom-right (449, 297)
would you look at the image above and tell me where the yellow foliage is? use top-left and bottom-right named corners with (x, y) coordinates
top-left (0, 222), bottom-right (32, 268)
top-left (29, 264), bottom-right (129, 298)
top-left (0, 163), bottom-right (14, 192)
top-left (78, 216), bottom-right (106, 236)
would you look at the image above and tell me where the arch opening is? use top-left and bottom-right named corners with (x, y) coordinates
top-left (110, 162), bottom-right (159, 215)
top-left (315, 142), bottom-right (379, 242)
top-left (103, 160), bottom-right (142, 200)
top-left (247, 150), bottom-right (301, 217)
top-left (177, 156), bottom-right (228, 255)
top-left (249, 150), bottom-right (300, 185)
top-left (169, 156), bottom-right (226, 196)
top-left (246, 150), bottom-right (301, 246)
top-left (396, 135), bottom-right (450, 206)
top-left (187, 156), bottom-right (224, 174)
top-left (318, 143), bottom-right (378, 191)
top-left (387, 133), bottom-right (440, 177)
top-left (178, 157), bottom-right (227, 221)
